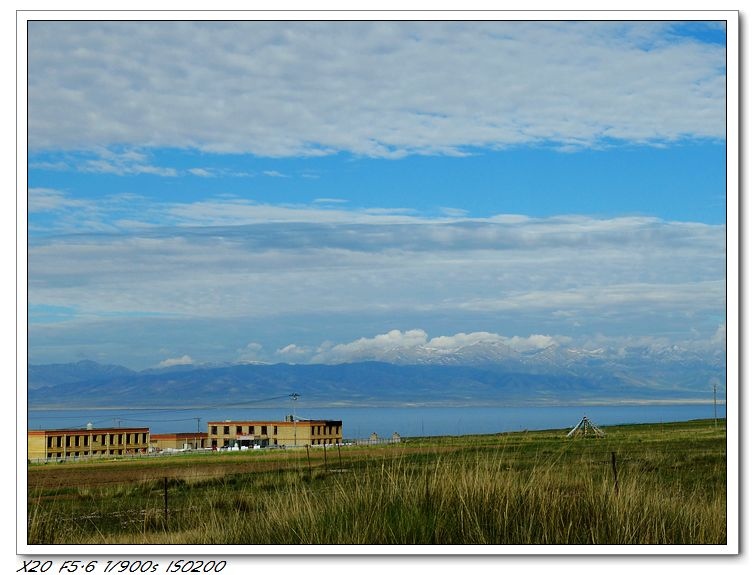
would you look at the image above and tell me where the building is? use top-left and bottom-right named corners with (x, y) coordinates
top-left (28, 426), bottom-right (150, 460)
top-left (207, 416), bottom-right (342, 448)
top-left (150, 432), bottom-right (208, 451)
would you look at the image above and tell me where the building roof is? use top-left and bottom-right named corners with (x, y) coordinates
top-left (28, 427), bottom-right (149, 435)
top-left (207, 419), bottom-right (341, 425)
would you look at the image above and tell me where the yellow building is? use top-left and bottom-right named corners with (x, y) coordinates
top-left (28, 426), bottom-right (150, 460)
top-left (150, 432), bottom-right (208, 451)
top-left (207, 416), bottom-right (342, 448)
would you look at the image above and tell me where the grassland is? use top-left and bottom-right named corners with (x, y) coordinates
top-left (27, 419), bottom-right (727, 545)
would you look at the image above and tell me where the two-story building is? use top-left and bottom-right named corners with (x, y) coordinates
top-left (207, 416), bottom-right (342, 448)
top-left (28, 425), bottom-right (150, 460)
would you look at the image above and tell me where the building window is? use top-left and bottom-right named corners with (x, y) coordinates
top-left (142, 433), bottom-right (147, 443)
top-left (248, 425), bottom-right (254, 434)
top-left (273, 426), bottom-right (277, 435)
top-left (56, 436), bottom-right (62, 448)
top-left (236, 426), bottom-right (242, 434)
top-left (65, 436), bottom-right (71, 447)
top-left (261, 425), bottom-right (267, 435)
top-left (110, 434), bottom-right (115, 445)
top-left (223, 426), bottom-right (229, 435)
top-left (83, 435), bottom-right (89, 446)
top-left (47, 437), bottom-right (52, 448)
top-left (75, 435), bottom-right (80, 447)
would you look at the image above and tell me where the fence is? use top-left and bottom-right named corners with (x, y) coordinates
top-left (27, 448), bottom-right (219, 465)
top-left (346, 436), bottom-right (401, 446)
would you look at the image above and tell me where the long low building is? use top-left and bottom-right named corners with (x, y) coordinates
top-left (207, 416), bottom-right (342, 448)
top-left (28, 426), bottom-right (150, 460)
top-left (150, 432), bottom-right (209, 451)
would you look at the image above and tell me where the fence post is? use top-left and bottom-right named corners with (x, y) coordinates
top-left (611, 452), bottom-right (619, 496)
top-left (323, 443), bottom-right (328, 471)
top-left (164, 477), bottom-right (169, 523)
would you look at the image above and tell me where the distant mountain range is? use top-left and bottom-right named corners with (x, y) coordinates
top-left (26, 347), bottom-right (724, 408)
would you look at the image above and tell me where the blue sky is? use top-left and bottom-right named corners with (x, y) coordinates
top-left (30, 142), bottom-right (725, 225)
top-left (25, 19), bottom-right (728, 370)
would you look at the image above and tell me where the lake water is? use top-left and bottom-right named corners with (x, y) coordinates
top-left (26, 403), bottom-right (725, 440)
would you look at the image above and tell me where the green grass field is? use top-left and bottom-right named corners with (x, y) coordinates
top-left (27, 418), bottom-right (727, 545)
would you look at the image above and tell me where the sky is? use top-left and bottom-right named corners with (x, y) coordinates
top-left (25, 19), bottom-right (728, 370)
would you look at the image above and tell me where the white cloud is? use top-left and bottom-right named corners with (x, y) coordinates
top-left (276, 344), bottom-right (314, 362)
top-left (188, 168), bottom-right (214, 177)
top-left (165, 200), bottom-right (426, 226)
top-left (64, 148), bottom-right (179, 176)
top-left (237, 342), bottom-right (265, 363)
top-left (27, 213), bottom-right (724, 324)
top-left (504, 334), bottom-right (562, 352)
top-left (309, 329), bottom-right (564, 364)
top-left (425, 332), bottom-right (505, 352)
top-left (297, 329), bottom-right (587, 365)
top-left (28, 160), bottom-right (70, 171)
top-left (28, 188), bottom-right (86, 213)
top-left (28, 21), bottom-right (724, 157)
top-left (439, 207), bottom-right (469, 217)
top-left (313, 198), bottom-right (348, 204)
top-left (27, 208), bottom-right (724, 368)
top-left (274, 326), bottom-right (723, 366)
top-left (157, 354), bottom-right (193, 368)
top-left (423, 332), bottom-right (562, 353)
top-left (310, 329), bottom-right (426, 363)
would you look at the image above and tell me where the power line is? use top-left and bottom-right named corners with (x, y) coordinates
top-left (28, 394), bottom-right (296, 430)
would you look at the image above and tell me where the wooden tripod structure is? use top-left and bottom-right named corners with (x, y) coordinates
top-left (566, 416), bottom-right (605, 438)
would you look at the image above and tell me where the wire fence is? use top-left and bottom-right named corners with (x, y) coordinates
top-left (27, 444), bottom-right (635, 544)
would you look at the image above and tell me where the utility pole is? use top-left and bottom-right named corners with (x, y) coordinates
top-left (195, 417), bottom-right (201, 449)
top-left (290, 393), bottom-right (300, 447)
top-left (713, 383), bottom-right (718, 429)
